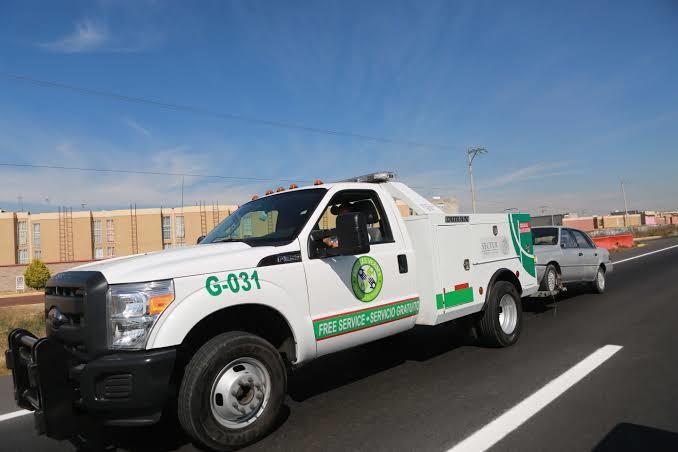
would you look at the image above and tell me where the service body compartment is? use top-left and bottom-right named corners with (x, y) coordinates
top-left (405, 212), bottom-right (537, 326)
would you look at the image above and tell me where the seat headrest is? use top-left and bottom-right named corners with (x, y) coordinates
top-left (351, 200), bottom-right (379, 224)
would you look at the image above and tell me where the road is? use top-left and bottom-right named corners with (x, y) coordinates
top-left (1, 237), bottom-right (677, 451)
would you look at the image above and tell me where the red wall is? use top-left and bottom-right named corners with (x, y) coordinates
top-left (592, 234), bottom-right (634, 250)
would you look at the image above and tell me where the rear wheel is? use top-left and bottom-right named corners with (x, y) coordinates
top-left (591, 266), bottom-right (606, 294)
top-left (477, 281), bottom-right (522, 347)
top-left (178, 332), bottom-right (287, 451)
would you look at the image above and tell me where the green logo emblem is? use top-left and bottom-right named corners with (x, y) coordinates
top-left (351, 256), bottom-right (383, 302)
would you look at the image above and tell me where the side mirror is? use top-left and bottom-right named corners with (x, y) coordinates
top-left (332, 212), bottom-right (370, 256)
top-left (197, 235), bottom-right (206, 244)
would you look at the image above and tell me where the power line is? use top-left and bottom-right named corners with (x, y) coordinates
top-left (0, 72), bottom-right (455, 150)
top-left (0, 162), bottom-right (312, 183)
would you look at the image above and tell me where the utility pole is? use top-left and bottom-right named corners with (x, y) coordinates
top-left (620, 178), bottom-right (629, 227)
top-left (539, 205), bottom-right (555, 225)
top-left (467, 147), bottom-right (487, 213)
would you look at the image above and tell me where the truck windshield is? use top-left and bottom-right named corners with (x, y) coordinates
top-left (532, 227), bottom-right (558, 245)
top-left (201, 188), bottom-right (326, 246)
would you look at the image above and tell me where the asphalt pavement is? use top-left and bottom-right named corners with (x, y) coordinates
top-left (1, 237), bottom-right (677, 451)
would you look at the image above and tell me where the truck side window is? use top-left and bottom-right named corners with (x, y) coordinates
top-left (315, 190), bottom-right (393, 245)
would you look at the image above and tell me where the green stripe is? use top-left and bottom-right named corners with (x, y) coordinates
top-left (444, 287), bottom-right (474, 308)
top-left (313, 298), bottom-right (420, 340)
top-left (436, 287), bottom-right (475, 309)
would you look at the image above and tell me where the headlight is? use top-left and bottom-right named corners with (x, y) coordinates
top-left (107, 280), bottom-right (174, 350)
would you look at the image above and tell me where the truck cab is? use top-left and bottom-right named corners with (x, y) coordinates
top-left (6, 172), bottom-right (537, 450)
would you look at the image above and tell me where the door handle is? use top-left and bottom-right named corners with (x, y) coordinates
top-left (578, 252), bottom-right (583, 256)
top-left (397, 254), bottom-right (408, 274)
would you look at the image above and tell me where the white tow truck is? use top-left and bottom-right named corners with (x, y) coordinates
top-left (6, 172), bottom-right (538, 450)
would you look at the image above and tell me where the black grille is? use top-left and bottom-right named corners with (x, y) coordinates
top-left (44, 271), bottom-right (109, 359)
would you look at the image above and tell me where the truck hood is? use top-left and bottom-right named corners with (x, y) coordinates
top-left (71, 243), bottom-right (279, 284)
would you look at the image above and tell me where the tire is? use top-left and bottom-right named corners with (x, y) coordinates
top-left (477, 281), bottom-right (522, 347)
top-left (178, 331), bottom-right (287, 451)
top-left (591, 266), bottom-right (606, 294)
top-left (539, 264), bottom-right (560, 292)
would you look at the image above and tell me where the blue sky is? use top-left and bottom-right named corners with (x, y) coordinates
top-left (1, 0), bottom-right (677, 215)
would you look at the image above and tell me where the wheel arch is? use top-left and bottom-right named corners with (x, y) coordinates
top-left (546, 260), bottom-right (562, 274)
top-left (179, 303), bottom-right (298, 368)
top-left (483, 268), bottom-right (522, 310)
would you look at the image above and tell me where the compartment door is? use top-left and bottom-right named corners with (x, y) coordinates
top-left (435, 224), bottom-right (477, 314)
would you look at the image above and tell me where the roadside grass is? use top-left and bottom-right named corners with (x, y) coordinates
top-left (0, 304), bottom-right (45, 376)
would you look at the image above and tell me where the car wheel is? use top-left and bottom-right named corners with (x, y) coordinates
top-left (591, 266), bottom-right (606, 294)
top-left (540, 264), bottom-right (560, 292)
top-left (477, 281), bottom-right (523, 347)
top-left (178, 331), bottom-right (287, 451)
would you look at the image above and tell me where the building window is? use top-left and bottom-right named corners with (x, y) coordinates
top-left (163, 244), bottom-right (172, 250)
top-left (176, 216), bottom-right (185, 239)
top-left (95, 247), bottom-right (103, 259)
top-left (243, 216), bottom-right (253, 237)
top-left (162, 216), bottom-right (171, 241)
top-left (18, 249), bottom-right (28, 264)
top-left (107, 246), bottom-right (115, 257)
top-left (34, 249), bottom-right (41, 260)
top-left (17, 221), bottom-right (27, 246)
top-left (93, 219), bottom-right (102, 245)
top-left (106, 219), bottom-right (114, 243)
top-left (32, 223), bottom-right (41, 249)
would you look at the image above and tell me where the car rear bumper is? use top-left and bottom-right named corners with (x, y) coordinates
top-left (5, 329), bottom-right (176, 439)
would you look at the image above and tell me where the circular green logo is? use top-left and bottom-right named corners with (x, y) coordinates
top-left (351, 256), bottom-right (383, 302)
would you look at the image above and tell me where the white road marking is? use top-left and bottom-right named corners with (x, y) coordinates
top-left (613, 244), bottom-right (678, 265)
top-left (447, 344), bottom-right (623, 452)
top-left (0, 409), bottom-right (31, 423)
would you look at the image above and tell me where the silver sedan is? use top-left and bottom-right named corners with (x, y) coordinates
top-left (532, 226), bottom-right (613, 293)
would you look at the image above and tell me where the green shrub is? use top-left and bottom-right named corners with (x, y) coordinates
top-left (24, 260), bottom-right (51, 290)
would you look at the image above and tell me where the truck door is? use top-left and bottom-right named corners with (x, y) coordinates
top-left (559, 228), bottom-right (581, 282)
top-left (570, 229), bottom-right (598, 281)
top-left (302, 189), bottom-right (418, 356)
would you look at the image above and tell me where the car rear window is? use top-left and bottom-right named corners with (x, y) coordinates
top-left (532, 228), bottom-right (558, 245)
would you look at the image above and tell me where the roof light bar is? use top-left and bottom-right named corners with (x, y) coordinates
top-left (338, 171), bottom-right (396, 183)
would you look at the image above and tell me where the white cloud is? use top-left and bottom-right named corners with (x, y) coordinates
top-left (39, 20), bottom-right (110, 53)
top-left (123, 118), bottom-right (151, 138)
top-left (38, 18), bottom-right (163, 54)
top-left (477, 162), bottom-right (576, 190)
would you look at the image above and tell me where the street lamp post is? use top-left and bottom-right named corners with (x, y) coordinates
top-left (467, 147), bottom-right (487, 214)
top-left (620, 178), bottom-right (629, 227)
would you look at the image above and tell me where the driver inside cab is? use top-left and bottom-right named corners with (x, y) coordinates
top-left (322, 203), bottom-right (352, 248)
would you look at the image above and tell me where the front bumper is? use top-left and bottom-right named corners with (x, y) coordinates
top-left (5, 329), bottom-right (175, 439)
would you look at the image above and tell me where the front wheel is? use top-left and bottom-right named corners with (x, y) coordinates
top-left (540, 264), bottom-right (560, 292)
top-left (178, 332), bottom-right (287, 451)
top-left (477, 281), bottom-right (523, 347)
top-left (591, 266), bottom-right (606, 294)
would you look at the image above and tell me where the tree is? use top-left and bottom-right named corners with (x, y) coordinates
top-left (24, 260), bottom-right (51, 290)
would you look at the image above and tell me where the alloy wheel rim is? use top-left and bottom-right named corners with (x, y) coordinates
top-left (547, 270), bottom-right (557, 291)
top-left (597, 269), bottom-right (605, 290)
